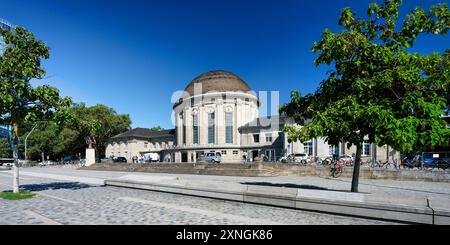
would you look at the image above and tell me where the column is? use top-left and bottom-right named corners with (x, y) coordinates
top-left (186, 107), bottom-right (192, 145)
top-left (217, 98), bottom-right (224, 145)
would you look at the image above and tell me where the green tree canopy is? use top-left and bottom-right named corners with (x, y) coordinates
top-left (17, 104), bottom-right (132, 161)
top-left (0, 26), bottom-right (73, 192)
top-left (0, 138), bottom-right (11, 158)
top-left (150, 125), bottom-right (164, 131)
top-left (280, 0), bottom-right (450, 192)
top-left (67, 103), bottom-right (131, 159)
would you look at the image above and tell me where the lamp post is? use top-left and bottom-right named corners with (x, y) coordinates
top-left (24, 124), bottom-right (38, 165)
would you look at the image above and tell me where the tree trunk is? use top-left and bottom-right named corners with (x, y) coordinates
top-left (12, 124), bottom-right (20, 193)
top-left (41, 152), bottom-right (45, 163)
top-left (351, 144), bottom-right (363, 193)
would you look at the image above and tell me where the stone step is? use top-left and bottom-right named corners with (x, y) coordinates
top-left (83, 163), bottom-right (277, 177)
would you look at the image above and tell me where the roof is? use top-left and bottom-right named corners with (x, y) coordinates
top-left (111, 128), bottom-right (175, 141)
top-left (184, 70), bottom-right (251, 96)
top-left (239, 115), bottom-right (289, 131)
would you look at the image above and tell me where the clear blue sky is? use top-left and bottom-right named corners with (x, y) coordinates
top-left (2, 0), bottom-right (449, 129)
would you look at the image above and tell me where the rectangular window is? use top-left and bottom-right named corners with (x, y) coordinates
top-left (193, 114), bottom-right (199, 144)
top-left (225, 112), bottom-right (233, 144)
top-left (182, 124), bottom-right (186, 145)
top-left (253, 134), bottom-right (260, 143)
top-left (144, 143), bottom-right (148, 148)
top-left (304, 141), bottom-right (313, 156)
top-left (208, 113), bottom-right (215, 144)
top-left (363, 140), bottom-right (371, 156)
top-left (221, 150), bottom-right (227, 155)
top-left (265, 133), bottom-right (273, 143)
top-left (233, 150), bottom-right (239, 155)
top-left (329, 145), bottom-right (339, 156)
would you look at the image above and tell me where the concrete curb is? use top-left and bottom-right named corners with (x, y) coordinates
top-left (104, 179), bottom-right (450, 224)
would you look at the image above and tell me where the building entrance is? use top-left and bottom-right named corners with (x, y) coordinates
top-left (181, 153), bottom-right (188, 163)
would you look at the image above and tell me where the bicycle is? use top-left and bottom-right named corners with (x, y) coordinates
top-left (383, 159), bottom-right (400, 169)
top-left (361, 159), bottom-right (373, 167)
top-left (321, 157), bottom-right (333, 166)
top-left (330, 159), bottom-right (343, 178)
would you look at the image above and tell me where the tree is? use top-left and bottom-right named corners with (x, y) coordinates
top-left (150, 125), bottom-right (164, 131)
top-left (0, 26), bottom-right (72, 193)
top-left (0, 138), bottom-right (11, 158)
top-left (15, 104), bottom-right (131, 163)
top-left (280, 0), bottom-right (450, 192)
top-left (69, 104), bottom-right (131, 160)
top-left (26, 122), bottom-right (57, 162)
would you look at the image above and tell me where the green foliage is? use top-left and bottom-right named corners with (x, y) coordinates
top-left (150, 125), bottom-right (164, 131)
top-left (68, 104), bottom-right (131, 159)
top-left (18, 104), bottom-right (131, 161)
top-left (0, 26), bottom-right (73, 143)
top-left (0, 26), bottom-right (131, 161)
top-left (0, 138), bottom-right (11, 158)
top-left (280, 0), bottom-right (450, 154)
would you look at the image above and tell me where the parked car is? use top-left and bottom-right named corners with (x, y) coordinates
top-left (1, 162), bottom-right (13, 168)
top-left (293, 153), bottom-right (308, 164)
top-left (38, 160), bottom-right (55, 167)
top-left (62, 156), bottom-right (79, 164)
top-left (113, 157), bottom-right (127, 163)
top-left (205, 152), bottom-right (221, 163)
top-left (422, 153), bottom-right (449, 169)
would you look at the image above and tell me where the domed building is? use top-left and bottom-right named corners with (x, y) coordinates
top-left (171, 70), bottom-right (260, 163)
top-left (107, 70), bottom-right (399, 164)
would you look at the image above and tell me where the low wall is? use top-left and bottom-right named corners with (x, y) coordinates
top-left (262, 163), bottom-right (450, 182)
top-left (82, 162), bottom-right (274, 177)
top-left (81, 162), bottom-right (450, 182)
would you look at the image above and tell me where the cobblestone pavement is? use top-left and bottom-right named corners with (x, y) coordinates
top-left (11, 166), bottom-right (450, 200)
top-left (0, 169), bottom-right (400, 225)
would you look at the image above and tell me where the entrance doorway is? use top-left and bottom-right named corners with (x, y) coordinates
top-left (252, 150), bottom-right (259, 161)
top-left (181, 153), bottom-right (188, 163)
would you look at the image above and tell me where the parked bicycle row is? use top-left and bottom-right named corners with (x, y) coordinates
top-left (277, 153), bottom-right (450, 170)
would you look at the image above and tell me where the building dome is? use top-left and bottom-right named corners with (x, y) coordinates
top-left (184, 70), bottom-right (251, 96)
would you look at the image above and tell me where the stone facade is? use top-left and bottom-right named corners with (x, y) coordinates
top-left (106, 70), bottom-right (402, 164)
top-left (105, 128), bottom-right (175, 163)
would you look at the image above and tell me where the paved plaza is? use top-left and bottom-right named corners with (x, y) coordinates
top-left (3, 167), bottom-right (450, 225)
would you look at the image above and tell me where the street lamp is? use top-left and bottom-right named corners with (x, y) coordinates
top-left (24, 124), bottom-right (38, 165)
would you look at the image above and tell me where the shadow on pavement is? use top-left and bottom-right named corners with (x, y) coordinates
top-left (240, 182), bottom-right (348, 192)
top-left (18, 182), bottom-right (93, 192)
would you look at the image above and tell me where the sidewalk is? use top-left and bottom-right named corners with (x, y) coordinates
top-left (105, 173), bottom-right (450, 224)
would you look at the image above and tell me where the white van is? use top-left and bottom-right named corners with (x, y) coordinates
top-left (205, 152), bottom-right (222, 163)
